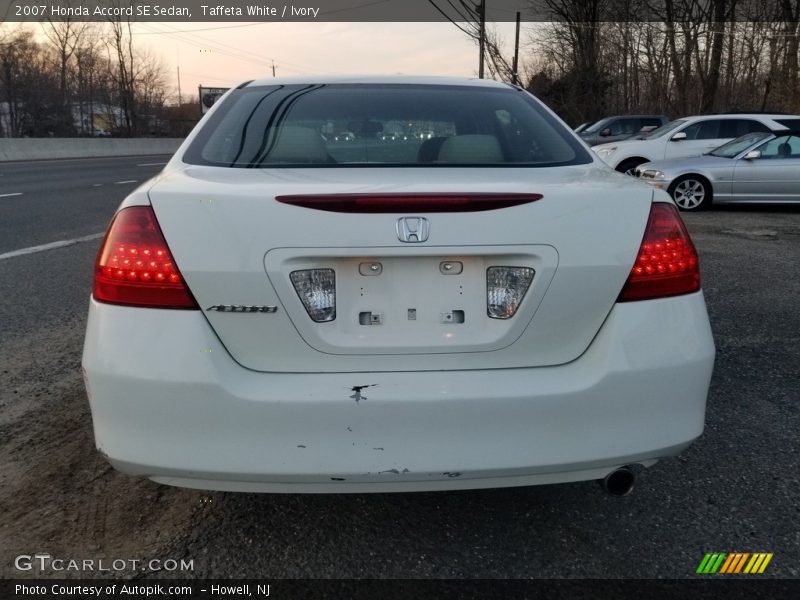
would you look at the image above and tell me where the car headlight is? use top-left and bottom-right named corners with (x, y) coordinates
top-left (594, 146), bottom-right (617, 160)
top-left (640, 169), bottom-right (665, 180)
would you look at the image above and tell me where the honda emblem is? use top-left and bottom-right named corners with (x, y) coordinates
top-left (396, 217), bottom-right (429, 243)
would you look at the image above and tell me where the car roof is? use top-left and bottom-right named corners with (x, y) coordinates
top-left (598, 114), bottom-right (668, 118)
top-left (680, 113), bottom-right (796, 121)
top-left (244, 75), bottom-right (512, 88)
top-left (769, 129), bottom-right (800, 136)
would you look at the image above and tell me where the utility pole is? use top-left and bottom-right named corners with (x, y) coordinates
top-left (272, 60), bottom-right (276, 77)
top-left (478, 0), bottom-right (486, 79)
top-left (512, 11), bottom-right (521, 85)
top-left (177, 65), bottom-right (182, 106)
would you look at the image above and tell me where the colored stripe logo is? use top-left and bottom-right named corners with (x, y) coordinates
top-left (696, 552), bottom-right (773, 574)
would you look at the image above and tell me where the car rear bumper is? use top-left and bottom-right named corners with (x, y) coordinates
top-left (82, 292), bottom-right (715, 493)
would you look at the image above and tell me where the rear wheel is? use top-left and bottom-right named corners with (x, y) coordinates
top-left (669, 176), bottom-right (711, 211)
top-left (616, 158), bottom-right (647, 177)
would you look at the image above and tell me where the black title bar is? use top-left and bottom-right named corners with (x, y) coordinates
top-left (0, 0), bottom-right (792, 23)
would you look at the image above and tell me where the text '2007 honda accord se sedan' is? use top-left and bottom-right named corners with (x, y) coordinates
top-left (82, 76), bottom-right (715, 495)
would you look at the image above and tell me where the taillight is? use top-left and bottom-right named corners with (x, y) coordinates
top-left (618, 202), bottom-right (700, 302)
top-left (93, 206), bottom-right (198, 309)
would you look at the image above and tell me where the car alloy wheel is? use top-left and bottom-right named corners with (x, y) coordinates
top-left (671, 177), bottom-right (710, 211)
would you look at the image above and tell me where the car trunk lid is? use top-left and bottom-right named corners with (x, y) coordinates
top-left (148, 164), bottom-right (652, 373)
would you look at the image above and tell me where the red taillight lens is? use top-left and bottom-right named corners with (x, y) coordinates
top-left (618, 202), bottom-right (700, 302)
top-left (93, 206), bottom-right (198, 309)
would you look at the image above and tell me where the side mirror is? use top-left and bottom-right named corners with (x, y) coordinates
top-left (600, 128), bottom-right (612, 137)
top-left (743, 150), bottom-right (761, 160)
top-left (670, 132), bottom-right (687, 141)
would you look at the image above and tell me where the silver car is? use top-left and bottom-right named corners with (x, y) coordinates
top-left (635, 130), bottom-right (800, 210)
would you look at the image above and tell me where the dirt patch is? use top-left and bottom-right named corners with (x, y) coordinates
top-left (0, 320), bottom-right (205, 579)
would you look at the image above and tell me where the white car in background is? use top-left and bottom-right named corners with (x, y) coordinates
top-left (83, 76), bottom-right (715, 496)
top-left (594, 113), bottom-right (800, 175)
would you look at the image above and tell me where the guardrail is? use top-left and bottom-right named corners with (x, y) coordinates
top-left (0, 138), bottom-right (184, 162)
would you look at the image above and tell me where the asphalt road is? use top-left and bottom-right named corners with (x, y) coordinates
top-left (0, 159), bottom-right (798, 581)
top-left (0, 155), bottom-right (171, 255)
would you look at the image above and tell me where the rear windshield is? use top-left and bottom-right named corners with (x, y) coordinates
top-left (183, 84), bottom-right (591, 168)
top-left (775, 118), bottom-right (800, 129)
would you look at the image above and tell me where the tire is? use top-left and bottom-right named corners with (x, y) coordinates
top-left (668, 175), bottom-right (712, 211)
top-left (616, 159), bottom-right (647, 177)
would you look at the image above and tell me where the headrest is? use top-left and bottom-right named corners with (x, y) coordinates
top-left (436, 135), bottom-right (503, 163)
top-left (265, 126), bottom-right (328, 163)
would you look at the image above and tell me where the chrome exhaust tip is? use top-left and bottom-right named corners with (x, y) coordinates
top-left (601, 466), bottom-right (636, 496)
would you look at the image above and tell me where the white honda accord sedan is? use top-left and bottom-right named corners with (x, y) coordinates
top-left (82, 76), bottom-right (715, 495)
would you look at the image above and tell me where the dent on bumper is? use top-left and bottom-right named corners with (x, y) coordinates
top-left (82, 292), bottom-right (715, 492)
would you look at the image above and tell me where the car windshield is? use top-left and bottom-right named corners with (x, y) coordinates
top-left (709, 132), bottom-right (771, 158)
top-left (636, 119), bottom-right (686, 139)
top-left (183, 84), bottom-right (591, 168)
top-left (583, 118), bottom-right (613, 134)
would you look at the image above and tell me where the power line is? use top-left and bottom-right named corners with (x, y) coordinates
top-left (444, 0), bottom-right (475, 22)
top-left (427, 0), bottom-right (473, 36)
top-left (133, 22), bottom-right (269, 35)
top-left (135, 23), bottom-right (339, 75)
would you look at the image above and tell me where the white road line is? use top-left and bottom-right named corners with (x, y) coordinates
top-left (0, 192), bottom-right (22, 198)
top-left (0, 232), bottom-right (104, 261)
top-left (115, 180), bottom-right (137, 184)
top-left (137, 162), bottom-right (167, 166)
top-left (92, 183), bottom-right (103, 187)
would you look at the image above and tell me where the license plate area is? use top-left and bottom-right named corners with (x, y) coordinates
top-left (265, 245), bottom-right (557, 355)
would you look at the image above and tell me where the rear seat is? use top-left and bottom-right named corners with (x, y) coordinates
top-left (417, 137), bottom-right (448, 163)
top-left (264, 126), bottom-right (331, 163)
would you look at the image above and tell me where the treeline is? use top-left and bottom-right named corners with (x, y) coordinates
top-left (522, 0), bottom-right (800, 124)
top-left (5, 1), bottom-right (800, 136)
top-left (0, 21), bottom-right (196, 137)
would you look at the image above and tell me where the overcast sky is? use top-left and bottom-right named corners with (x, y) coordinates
top-left (6, 19), bottom-right (525, 99)
top-left (128, 21), bottom-right (522, 94)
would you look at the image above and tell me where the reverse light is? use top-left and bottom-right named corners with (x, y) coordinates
top-left (93, 206), bottom-right (197, 309)
top-left (618, 202), bottom-right (700, 302)
top-left (487, 266), bottom-right (535, 319)
top-left (290, 269), bottom-right (336, 322)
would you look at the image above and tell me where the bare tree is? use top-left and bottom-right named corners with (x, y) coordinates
top-left (0, 18), bottom-right (170, 138)
top-left (0, 27), bottom-right (56, 136)
top-left (427, 1), bottom-right (519, 81)
top-left (524, 0), bottom-right (612, 120)
top-left (74, 27), bottom-right (104, 135)
top-left (133, 47), bottom-right (167, 134)
top-left (41, 12), bottom-right (88, 134)
top-left (778, 0), bottom-right (800, 108)
top-left (517, 0), bottom-right (800, 125)
top-left (105, 13), bottom-right (138, 135)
